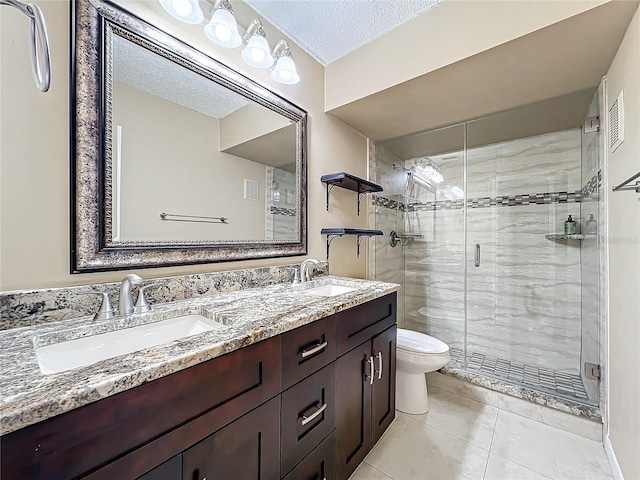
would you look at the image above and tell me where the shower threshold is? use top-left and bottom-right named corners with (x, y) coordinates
top-left (448, 348), bottom-right (590, 403)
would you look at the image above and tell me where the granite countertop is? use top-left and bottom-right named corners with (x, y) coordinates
top-left (0, 276), bottom-right (398, 436)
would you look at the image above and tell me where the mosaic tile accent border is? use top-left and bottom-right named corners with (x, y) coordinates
top-left (270, 206), bottom-right (296, 217)
top-left (372, 171), bottom-right (602, 213)
top-left (411, 191), bottom-right (582, 212)
top-left (372, 195), bottom-right (406, 212)
top-left (449, 348), bottom-right (589, 402)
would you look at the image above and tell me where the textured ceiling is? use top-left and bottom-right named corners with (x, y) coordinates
top-left (113, 35), bottom-right (248, 119)
top-left (242, 0), bottom-right (443, 65)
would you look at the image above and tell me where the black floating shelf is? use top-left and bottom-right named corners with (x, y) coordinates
top-left (321, 228), bottom-right (384, 260)
top-left (321, 172), bottom-right (383, 216)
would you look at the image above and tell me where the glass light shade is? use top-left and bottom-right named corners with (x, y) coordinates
top-left (421, 164), bottom-right (437, 176)
top-left (271, 55), bottom-right (300, 84)
top-left (204, 8), bottom-right (242, 48)
top-left (431, 171), bottom-right (444, 184)
top-left (450, 185), bottom-right (464, 198)
top-left (241, 35), bottom-right (274, 68)
top-left (159, 0), bottom-right (204, 24)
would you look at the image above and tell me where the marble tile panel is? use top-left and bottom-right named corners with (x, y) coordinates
top-left (365, 414), bottom-right (489, 480)
top-left (467, 144), bottom-right (498, 199)
top-left (495, 393), bottom-right (602, 441)
top-left (495, 129), bottom-right (581, 196)
top-left (407, 386), bottom-right (498, 449)
top-left (428, 315), bottom-right (465, 349)
top-left (491, 410), bottom-right (612, 479)
top-left (484, 454), bottom-right (553, 480)
top-left (426, 372), bottom-right (499, 406)
top-left (349, 462), bottom-right (393, 480)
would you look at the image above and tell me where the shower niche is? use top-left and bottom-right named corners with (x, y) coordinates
top-left (369, 90), bottom-right (604, 409)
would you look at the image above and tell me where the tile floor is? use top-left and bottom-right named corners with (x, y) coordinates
top-left (349, 385), bottom-right (612, 480)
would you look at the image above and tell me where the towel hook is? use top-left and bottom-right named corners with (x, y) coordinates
top-left (1, 0), bottom-right (51, 92)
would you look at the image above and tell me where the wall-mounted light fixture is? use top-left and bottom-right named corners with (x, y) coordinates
top-left (159, 0), bottom-right (300, 84)
top-left (159, 0), bottom-right (204, 24)
top-left (417, 157), bottom-right (444, 184)
top-left (271, 39), bottom-right (300, 85)
top-left (204, 0), bottom-right (241, 47)
top-left (241, 18), bottom-right (274, 68)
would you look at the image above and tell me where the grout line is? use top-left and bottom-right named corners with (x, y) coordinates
top-left (495, 407), bottom-right (603, 444)
top-left (362, 461), bottom-right (393, 480)
top-left (428, 384), bottom-right (496, 409)
top-left (489, 452), bottom-right (554, 480)
top-left (401, 409), bottom-right (492, 453)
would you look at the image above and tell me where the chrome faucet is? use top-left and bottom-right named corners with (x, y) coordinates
top-left (300, 258), bottom-right (321, 283)
top-left (118, 274), bottom-right (143, 316)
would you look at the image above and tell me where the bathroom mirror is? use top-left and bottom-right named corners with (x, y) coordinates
top-left (72, 0), bottom-right (307, 272)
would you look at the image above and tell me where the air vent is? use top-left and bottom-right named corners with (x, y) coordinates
top-left (609, 91), bottom-right (624, 152)
top-left (244, 179), bottom-right (259, 201)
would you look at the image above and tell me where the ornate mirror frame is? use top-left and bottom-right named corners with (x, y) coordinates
top-left (71, 0), bottom-right (307, 273)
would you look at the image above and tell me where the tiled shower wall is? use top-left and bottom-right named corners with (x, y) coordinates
top-left (375, 128), bottom-right (587, 374)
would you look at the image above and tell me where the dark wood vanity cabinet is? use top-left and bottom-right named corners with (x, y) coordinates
top-left (1, 293), bottom-right (396, 480)
top-left (336, 295), bottom-right (397, 480)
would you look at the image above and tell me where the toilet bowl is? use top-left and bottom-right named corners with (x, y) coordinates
top-left (396, 328), bottom-right (450, 415)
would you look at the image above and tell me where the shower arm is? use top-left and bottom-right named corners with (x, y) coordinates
top-left (1, 0), bottom-right (51, 92)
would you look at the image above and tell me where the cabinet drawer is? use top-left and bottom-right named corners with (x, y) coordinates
top-left (337, 293), bottom-right (396, 356)
top-left (281, 363), bottom-right (336, 476)
top-left (282, 315), bottom-right (337, 390)
top-left (33, 337), bottom-right (281, 480)
top-left (282, 432), bottom-right (336, 480)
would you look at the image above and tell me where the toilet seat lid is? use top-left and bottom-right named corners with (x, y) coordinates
top-left (397, 329), bottom-right (449, 354)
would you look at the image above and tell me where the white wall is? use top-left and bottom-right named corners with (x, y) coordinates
top-left (0, 0), bottom-right (368, 291)
top-left (605, 6), bottom-right (640, 479)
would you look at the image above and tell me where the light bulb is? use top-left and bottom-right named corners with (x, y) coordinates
top-left (271, 55), bottom-right (300, 85)
top-left (431, 171), bottom-right (444, 184)
top-left (241, 35), bottom-right (274, 68)
top-left (159, 0), bottom-right (204, 24)
top-left (204, 8), bottom-right (242, 48)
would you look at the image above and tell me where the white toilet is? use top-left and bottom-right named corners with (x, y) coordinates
top-left (396, 328), bottom-right (451, 414)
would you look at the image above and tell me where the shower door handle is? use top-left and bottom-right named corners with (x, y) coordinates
top-left (475, 244), bottom-right (480, 267)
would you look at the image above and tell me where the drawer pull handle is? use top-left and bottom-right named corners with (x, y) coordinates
top-left (376, 351), bottom-right (383, 379)
top-left (300, 402), bottom-right (328, 426)
top-left (300, 341), bottom-right (328, 358)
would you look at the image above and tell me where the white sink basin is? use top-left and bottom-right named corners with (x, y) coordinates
top-left (303, 284), bottom-right (357, 297)
top-left (35, 314), bottom-right (224, 375)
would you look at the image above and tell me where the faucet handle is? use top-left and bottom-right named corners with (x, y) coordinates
top-left (134, 283), bottom-right (162, 314)
top-left (78, 291), bottom-right (116, 321)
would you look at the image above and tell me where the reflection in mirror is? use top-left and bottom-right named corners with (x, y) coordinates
top-left (110, 34), bottom-right (297, 243)
top-left (72, 0), bottom-right (307, 272)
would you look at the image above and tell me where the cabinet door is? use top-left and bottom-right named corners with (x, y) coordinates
top-left (137, 456), bottom-right (181, 480)
top-left (182, 397), bottom-right (280, 480)
top-left (371, 326), bottom-right (396, 445)
top-left (282, 432), bottom-right (335, 480)
top-left (336, 342), bottom-right (372, 480)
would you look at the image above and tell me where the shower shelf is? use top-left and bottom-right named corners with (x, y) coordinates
top-left (545, 233), bottom-right (585, 241)
top-left (321, 228), bottom-right (383, 260)
top-left (321, 172), bottom-right (383, 216)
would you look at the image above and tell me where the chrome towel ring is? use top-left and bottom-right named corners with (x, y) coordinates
top-left (1, 0), bottom-right (51, 92)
